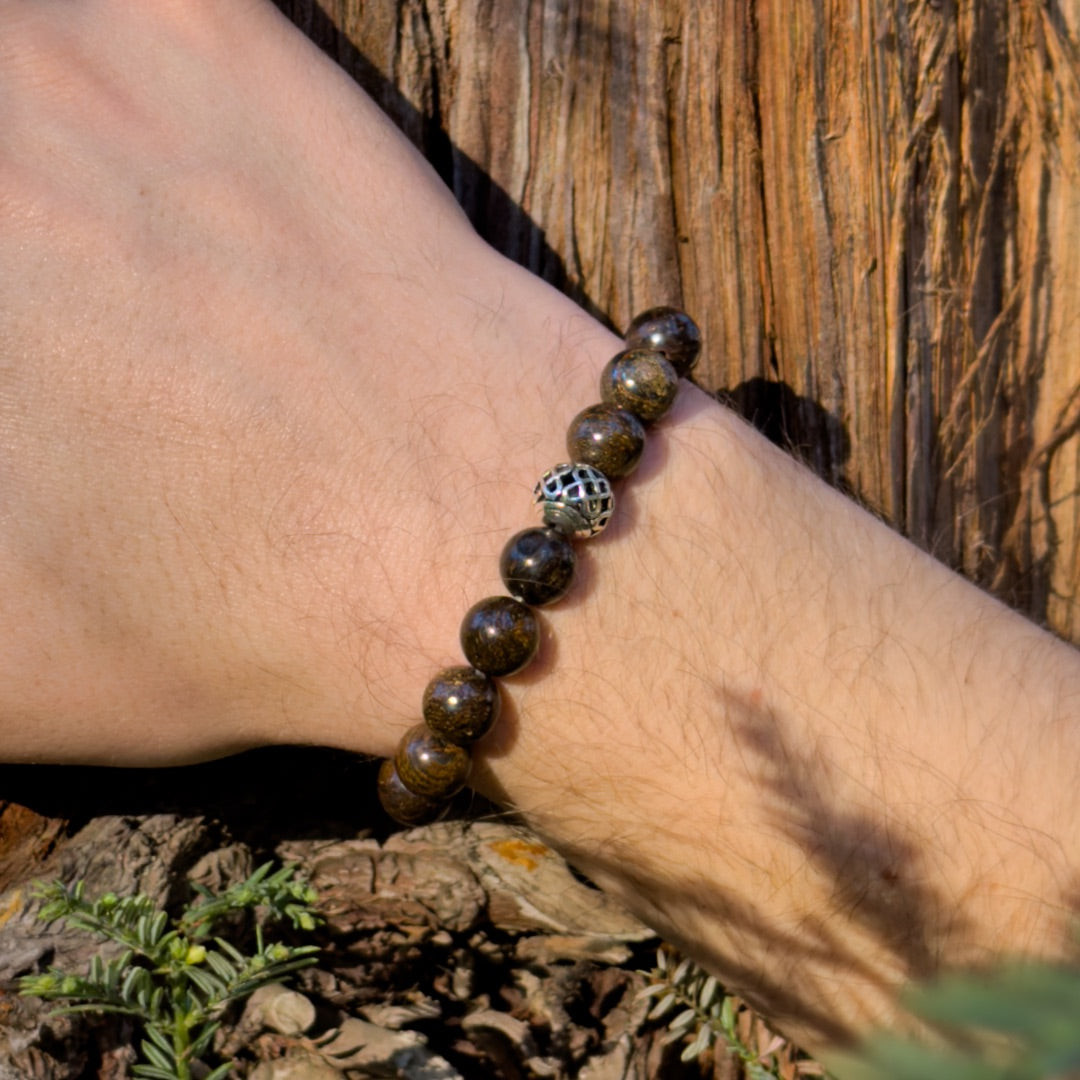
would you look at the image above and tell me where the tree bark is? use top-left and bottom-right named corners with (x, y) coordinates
top-left (279, 0), bottom-right (1080, 640)
top-left (2, 4), bottom-right (1078, 1071)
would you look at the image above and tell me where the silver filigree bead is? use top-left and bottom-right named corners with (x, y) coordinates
top-left (533, 463), bottom-right (614, 539)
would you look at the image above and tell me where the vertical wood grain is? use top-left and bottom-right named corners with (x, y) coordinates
top-left (278, 0), bottom-right (1080, 640)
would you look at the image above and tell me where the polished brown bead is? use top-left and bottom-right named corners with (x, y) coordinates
top-left (377, 759), bottom-right (449, 826)
top-left (600, 348), bottom-right (680, 423)
top-left (394, 723), bottom-right (471, 799)
top-left (500, 527), bottom-right (576, 606)
top-left (423, 666), bottom-right (501, 744)
top-left (566, 403), bottom-right (645, 479)
top-left (460, 595), bottom-right (540, 677)
top-left (624, 307), bottom-right (701, 377)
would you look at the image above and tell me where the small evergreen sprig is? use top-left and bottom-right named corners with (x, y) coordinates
top-left (638, 946), bottom-right (796, 1077)
top-left (839, 961), bottom-right (1080, 1080)
top-left (20, 861), bottom-right (322, 1080)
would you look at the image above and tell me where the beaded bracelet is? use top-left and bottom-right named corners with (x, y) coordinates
top-left (377, 307), bottom-right (701, 825)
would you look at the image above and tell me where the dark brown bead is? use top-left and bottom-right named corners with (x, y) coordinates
top-left (566, 403), bottom-right (645, 479)
top-left (423, 666), bottom-right (501, 744)
top-left (394, 723), bottom-right (471, 799)
top-left (377, 759), bottom-right (449, 826)
top-left (499, 527), bottom-right (576, 606)
top-left (624, 307), bottom-right (701, 377)
top-left (460, 595), bottom-right (540, 677)
top-left (600, 348), bottom-right (680, 423)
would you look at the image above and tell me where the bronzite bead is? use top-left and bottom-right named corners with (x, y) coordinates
top-left (624, 306), bottom-right (701, 377)
top-left (394, 723), bottom-right (471, 799)
top-left (600, 348), bottom-right (680, 423)
top-left (499, 526), bottom-right (576, 606)
top-left (423, 665), bottom-right (501, 744)
top-left (566, 402), bottom-right (646, 479)
top-left (377, 759), bottom-right (448, 826)
top-left (460, 595), bottom-right (540, 677)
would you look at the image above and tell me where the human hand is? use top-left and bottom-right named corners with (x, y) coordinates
top-left (0, 0), bottom-right (618, 765)
top-left (8, 5), bottom-right (1080, 1064)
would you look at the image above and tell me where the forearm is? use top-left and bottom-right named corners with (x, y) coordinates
top-left (467, 382), bottom-right (1080, 1053)
top-left (5, 0), bottom-right (1077, 1057)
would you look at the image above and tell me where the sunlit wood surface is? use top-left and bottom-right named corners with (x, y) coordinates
top-left (280, 0), bottom-right (1080, 640)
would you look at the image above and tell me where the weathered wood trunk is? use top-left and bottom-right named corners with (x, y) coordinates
top-left (282, 0), bottom-right (1080, 641)
top-left (1, 4), bottom-right (1078, 1073)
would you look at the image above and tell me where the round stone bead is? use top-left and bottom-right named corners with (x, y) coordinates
top-left (500, 527), bottom-right (576, 606)
top-left (624, 307), bottom-right (701, 377)
top-left (600, 348), bottom-right (680, 423)
top-left (534, 463), bottom-right (614, 539)
top-left (460, 595), bottom-right (540, 677)
top-left (423, 666), bottom-right (501, 744)
top-left (394, 723), bottom-right (471, 799)
top-left (377, 759), bottom-right (449, 826)
top-left (566, 403), bottom-right (646, 479)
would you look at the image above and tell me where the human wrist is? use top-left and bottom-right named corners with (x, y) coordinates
top-left (279, 261), bottom-right (625, 759)
top-left (370, 303), bottom-right (703, 821)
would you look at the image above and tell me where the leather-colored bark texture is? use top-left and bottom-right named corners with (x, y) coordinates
top-left (280, 0), bottom-right (1080, 640)
top-left (0, 6), bottom-right (1076, 1075)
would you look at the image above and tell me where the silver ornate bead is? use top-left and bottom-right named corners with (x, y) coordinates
top-left (533, 463), bottom-right (614, 539)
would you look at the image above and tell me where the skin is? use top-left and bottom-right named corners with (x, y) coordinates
top-left (2, 0), bottom-right (1079, 1065)
top-left (0, 0), bottom-right (611, 763)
